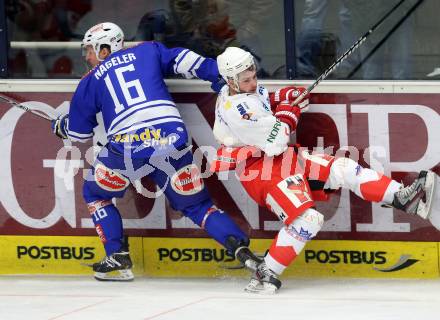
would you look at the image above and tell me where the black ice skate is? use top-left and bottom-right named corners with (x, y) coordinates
top-left (224, 236), bottom-right (263, 271)
top-left (89, 247), bottom-right (134, 282)
top-left (392, 170), bottom-right (436, 219)
top-left (235, 246), bottom-right (263, 271)
top-left (244, 261), bottom-right (282, 294)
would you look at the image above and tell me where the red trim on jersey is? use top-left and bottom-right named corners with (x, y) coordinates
top-left (210, 145), bottom-right (261, 172)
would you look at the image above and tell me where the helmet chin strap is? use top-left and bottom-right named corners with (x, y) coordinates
top-left (232, 79), bottom-right (241, 93)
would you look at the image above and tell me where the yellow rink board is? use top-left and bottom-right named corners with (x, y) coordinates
top-left (143, 238), bottom-right (440, 278)
top-left (0, 235), bottom-right (144, 275)
top-left (0, 236), bottom-right (438, 278)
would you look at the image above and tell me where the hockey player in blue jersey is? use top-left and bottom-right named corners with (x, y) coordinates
top-left (51, 22), bottom-right (259, 281)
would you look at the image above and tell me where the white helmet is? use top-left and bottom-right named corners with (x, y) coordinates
top-left (82, 22), bottom-right (124, 60)
top-left (217, 47), bottom-right (255, 91)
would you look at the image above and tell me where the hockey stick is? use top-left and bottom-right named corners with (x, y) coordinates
top-left (347, 0), bottom-right (425, 79)
top-left (0, 93), bottom-right (53, 121)
top-left (291, 0), bottom-right (407, 106)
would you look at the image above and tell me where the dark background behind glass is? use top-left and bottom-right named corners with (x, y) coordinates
top-left (3, 0), bottom-right (439, 80)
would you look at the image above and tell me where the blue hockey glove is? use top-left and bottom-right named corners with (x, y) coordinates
top-left (51, 114), bottom-right (69, 139)
top-left (210, 76), bottom-right (226, 93)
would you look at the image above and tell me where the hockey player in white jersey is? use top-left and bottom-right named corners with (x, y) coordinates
top-left (210, 47), bottom-right (437, 293)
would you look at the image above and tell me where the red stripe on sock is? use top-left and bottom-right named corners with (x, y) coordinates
top-left (360, 175), bottom-right (392, 202)
top-left (268, 235), bottom-right (298, 267)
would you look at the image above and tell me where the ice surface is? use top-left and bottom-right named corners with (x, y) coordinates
top-left (1, 276), bottom-right (440, 320)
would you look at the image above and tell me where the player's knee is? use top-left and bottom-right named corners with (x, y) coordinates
top-left (82, 180), bottom-right (108, 203)
top-left (82, 165), bottom-right (129, 202)
top-left (288, 208), bottom-right (324, 240)
top-left (329, 157), bottom-right (361, 189)
top-left (179, 198), bottom-right (213, 226)
top-left (332, 157), bottom-right (359, 176)
top-left (183, 202), bottom-right (248, 251)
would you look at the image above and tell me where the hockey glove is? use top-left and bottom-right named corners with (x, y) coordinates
top-left (211, 76), bottom-right (227, 93)
top-left (270, 86), bottom-right (310, 111)
top-left (51, 114), bottom-right (69, 140)
top-left (274, 101), bottom-right (301, 131)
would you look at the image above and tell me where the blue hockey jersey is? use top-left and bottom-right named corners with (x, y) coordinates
top-left (67, 41), bottom-right (219, 157)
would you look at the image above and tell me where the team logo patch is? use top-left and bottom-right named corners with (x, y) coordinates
top-left (290, 226), bottom-right (313, 242)
top-left (95, 163), bottom-right (129, 192)
top-left (171, 164), bottom-right (204, 195)
top-left (278, 174), bottom-right (313, 208)
top-left (355, 164), bottom-right (363, 176)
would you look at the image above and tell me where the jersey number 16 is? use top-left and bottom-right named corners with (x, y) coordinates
top-left (104, 63), bottom-right (147, 114)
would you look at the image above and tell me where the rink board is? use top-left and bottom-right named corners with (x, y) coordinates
top-left (0, 235), bottom-right (144, 275)
top-left (1, 82), bottom-right (440, 279)
top-left (143, 238), bottom-right (439, 279)
top-left (0, 235), bottom-right (437, 278)
top-left (1, 86), bottom-right (440, 242)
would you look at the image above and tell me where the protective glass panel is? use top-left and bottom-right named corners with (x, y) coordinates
top-left (6, 0), bottom-right (285, 79)
top-left (293, 0), bottom-right (439, 80)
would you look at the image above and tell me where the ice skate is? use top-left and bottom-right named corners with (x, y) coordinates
top-left (235, 246), bottom-right (263, 271)
top-left (244, 261), bottom-right (281, 294)
top-left (224, 236), bottom-right (263, 271)
top-left (392, 170), bottom-right (436, 219)
top-left (87, 248), bottom-right (134, 282)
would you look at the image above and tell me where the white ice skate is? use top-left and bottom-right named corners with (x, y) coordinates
top-left (244, 262), bottom-right (281, 295)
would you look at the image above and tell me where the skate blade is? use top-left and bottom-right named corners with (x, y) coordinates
top-left (220, 259), bottom-right (261, 271)
top-left (418, 171), bottom-right (437, 219)
top-left (244, 278), bottom-right (263, 293)
top-left (244, 279), bottom-right (278, 295)
top-left (94, 269), bottom-right (134, 282)
top-left (219, 263), bottom-right (245, 270)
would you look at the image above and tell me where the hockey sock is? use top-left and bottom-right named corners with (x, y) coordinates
top-left (327, 158), bottom-right (401, 203)
top-left (359, 173), bottom-right (397, 202)
top-left (89, 202), bottom-right (124, 256)
top-left (202, 207), bottom-right (248, 252)
top-left (265, 228), bottom-right (298, 275)
top-left (266, 208), bottom-right (324, 275)
top-left (182, 199), bottom-right (248, 252)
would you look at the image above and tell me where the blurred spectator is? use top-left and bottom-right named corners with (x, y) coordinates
top-left (133, 1), bottom-right (236, 59)
top-left (7, 0), bottom-right (91, 78)
top-left (135, 9), bottom-right (170, 43)
top-left (296, 0), bottom-right (359, 79)
top-left (426, 67), bottom-right (440, 78)
top-left (346, 0), bottom-right (414, 79)
top-left (224, 0), bottom-right (275, 77)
